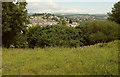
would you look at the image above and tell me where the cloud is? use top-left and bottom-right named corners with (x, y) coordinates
top-left (26, 0), bottom-right (43, 2)
top-left (27, 0), bottom-right (86, 13)
top-left (29, 7), bottom-right (107, 14)
top-left (27, 0), bottom-right (110, 14)
top-left (46, 0), bottom-right (59, 8)
top-left (26, 0), bottom-right (120, 2)
top-left (27, 0), bottom-right (60, 9)
top-left (29, 8), bottom-right (89, 14)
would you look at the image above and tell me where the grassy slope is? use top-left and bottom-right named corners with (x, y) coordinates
top-left (0, 48), bottom-right (1, 76)
top-left (2, 40), bottom-right (119, 75)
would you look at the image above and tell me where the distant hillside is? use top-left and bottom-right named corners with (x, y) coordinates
top-left (28, 13), bottom-right (108, 22)
top-left (54, 13), bottom-right (108, 20)
top-left (28, 13), bottom-right (34, 16)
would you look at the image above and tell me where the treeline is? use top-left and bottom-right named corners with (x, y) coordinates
top-left (6, 20), bottom-right (119, 48)
top-left (76, 20), bottom-right (120, 45)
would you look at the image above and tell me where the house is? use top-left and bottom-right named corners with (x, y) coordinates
top-left (66, 22), bottom-right (79, 27)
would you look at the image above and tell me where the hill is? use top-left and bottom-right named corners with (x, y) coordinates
top-left (2, 40), bottom-right (119, 75)
top-left (55, 13), bottom-right (108, 21)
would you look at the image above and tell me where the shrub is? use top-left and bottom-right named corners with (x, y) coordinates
top-left (76, 20), bottom-right (119, 45)
top-left (27, 24), bottom-right (83, 48)
top-left (13, 33), bottom-right (28, 48)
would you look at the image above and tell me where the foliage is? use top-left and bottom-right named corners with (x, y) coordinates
top-left (108, 1), bottom-right (120, 24)
top-left (13, 33), bottom-right (28, 48)
top-left (2, 40), bottom-right (119, 75)
top-left (62, 20), bottom-right (67, 25)
top-left (27, 24), bottom-right (83, 48)
top-left (76, 20), bottom-right (119, 45)
top-left (32, 13), bottom-right (44, 16)
top-left (2, 2), bottom-right (29, 48)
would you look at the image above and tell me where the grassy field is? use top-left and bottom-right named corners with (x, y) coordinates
top-left (2, 40), bottom-right (119, 75)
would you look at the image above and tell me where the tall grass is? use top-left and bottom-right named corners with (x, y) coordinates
top-left (0, 47), bottom-right (2, 75)
top-left (2, 40), bottom-right (119, 75)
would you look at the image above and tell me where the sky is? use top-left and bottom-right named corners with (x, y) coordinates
top-left (26, 0), bottom-right (120, 14)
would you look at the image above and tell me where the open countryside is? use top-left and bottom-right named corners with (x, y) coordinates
top-left (1, 0), bottom-right (120, 75)
top-left (3, 40), bottom-right (119, 75)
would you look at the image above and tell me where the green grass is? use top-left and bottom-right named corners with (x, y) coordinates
top-left (2, 40), bottom-right (119, 75)
top-left (0, 47), bottom-right (2, 76)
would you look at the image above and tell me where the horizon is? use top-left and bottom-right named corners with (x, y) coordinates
top-left (28, 12), bottom-right (108, 15)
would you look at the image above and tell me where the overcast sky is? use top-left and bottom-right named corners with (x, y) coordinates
top-left (26, 0), bottom-right (119, 14)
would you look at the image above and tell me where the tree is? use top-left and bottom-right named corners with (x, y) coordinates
top-left (69, 20), bottom-right (73, 24)
top-left (2, 1), bottom-right (29, 47)
top-left (76, 20), bottom-right (119, 45)
top-left (62, 20), bottom-right (67, 25)
top-left (108, 1), bottom-right (120, 24)
top-left (0, 2), bottom-right (2, 47)
top-left (27, 24), bottom-right (83, 48)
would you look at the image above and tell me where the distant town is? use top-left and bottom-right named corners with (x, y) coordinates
top-left (28, 13), bottom-right (108, 27)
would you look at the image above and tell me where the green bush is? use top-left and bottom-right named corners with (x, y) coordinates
top-left (12, 33), bottom-right (28, 48)
top-left (27, 24), bottom-right (83, 48)
top-left (76, 20), bottom-right (119, 45)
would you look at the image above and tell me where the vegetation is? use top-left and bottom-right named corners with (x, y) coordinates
top-left (2, 40), bottom-right (119, 75)
top-left (2, 19), bottom-right (119, 48)
top-left (13, 33), bottom-right (28, 48)
top-left (27, 20), bottom-right (120, 48)
top-left (76, 20), bottom-right (119, 45)
top-left (108, 1), bottom-right (120, 24)
top-left (2, 1), bottom-right (120, 48)
top-left (1, 1), bottom-right (119, 75)
top-left (2, 2), bottom-right (29, 48)
top-left (27, 24), bottom-right (83, 48)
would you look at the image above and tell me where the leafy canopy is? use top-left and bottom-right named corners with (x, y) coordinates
top-left (108, 1), bottom-right (120, 24)
top-left (2, 1), bottom-right (29, 47)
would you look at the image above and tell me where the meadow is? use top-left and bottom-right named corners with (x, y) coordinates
top-left (2, 40), bottom-right (119, 75)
